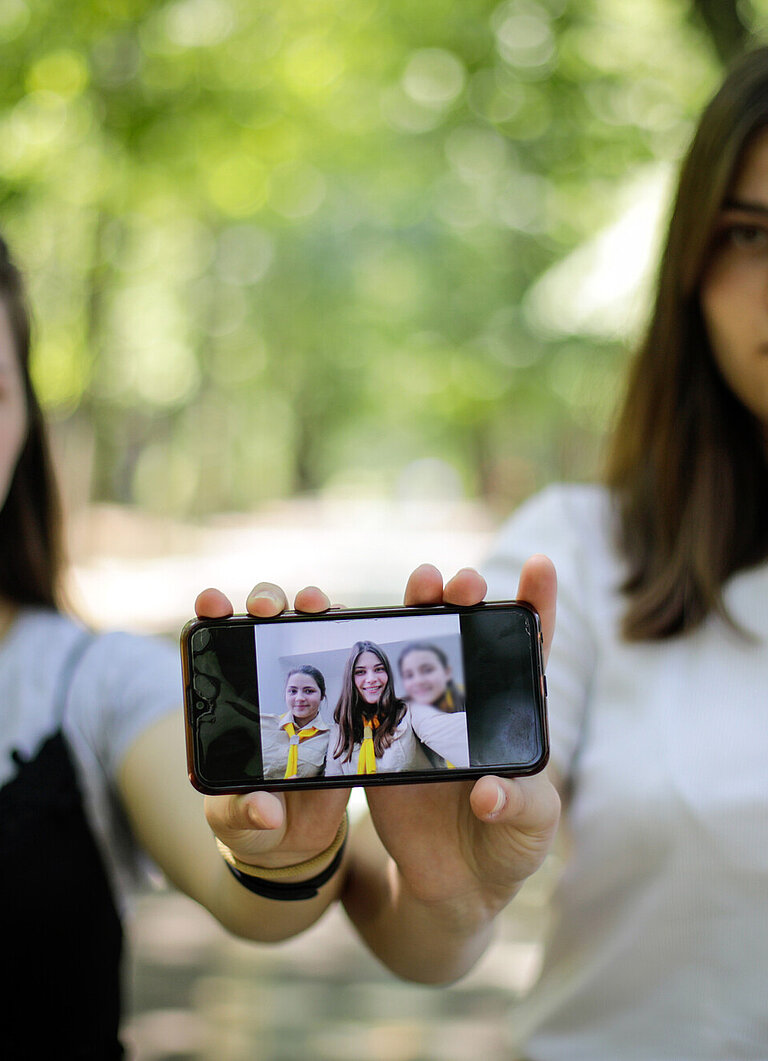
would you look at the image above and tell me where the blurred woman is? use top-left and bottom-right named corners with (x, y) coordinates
top-left (260, 665), bottom-right (330, 779)
top-left (479, 46), bottom-right (768, 1060)
top-left (397, 642), bottom-right (469, 768)
top-left (0, 234), bottom-right (353, 1056)
top-left (0, 226), bottom-right (559, 1056)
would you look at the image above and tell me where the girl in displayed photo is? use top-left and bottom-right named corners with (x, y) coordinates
top-left (260, 664), bottom-right (330, 780)
top-left (398, 641), bottom-right (465, 713)
top-left (326, 640), bottom-right (432, 776)
top-left (397, 642), bottom-right (470, 769)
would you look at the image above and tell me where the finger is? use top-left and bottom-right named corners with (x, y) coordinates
top-left (443, 567), bottom-right (487, 607)
top-left (516, 554), bottom-right (557, 663)
top-left (294, 585), bottom-right (332, 614)
top-left (469, 773), bottom-right (560, 828)
top-left (404, 563), bottom-right (444, 606)
top-left (246, 582), bottom-right (289, 618)
top-left (195, 588), bottom-right (234, 618)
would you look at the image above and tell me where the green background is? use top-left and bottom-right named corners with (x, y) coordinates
top-left (0, 0), bottom-right (760, 520)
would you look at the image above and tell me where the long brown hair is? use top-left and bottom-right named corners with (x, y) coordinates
top-left (333, 641), bottom-right (406, 763)
top-left (0, 235), bottom-right (63, 610)
top-left (605, 47), bottom-right (768, 640)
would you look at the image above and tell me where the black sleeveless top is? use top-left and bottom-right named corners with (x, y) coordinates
top-left (0, 637), bottom-right (124, 1058)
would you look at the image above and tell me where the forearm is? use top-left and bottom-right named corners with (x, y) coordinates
top-left (191, 840), bottom-right (347, 942)
top-left (341, 814), bottom-right (504, 984)
top-left (119, 712), bottom-right (344, 942)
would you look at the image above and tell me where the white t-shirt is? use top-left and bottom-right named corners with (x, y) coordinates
top-left (1, 608), bottom-right (182, 908)
top-left (483, 484), bottom-right (768, 1061)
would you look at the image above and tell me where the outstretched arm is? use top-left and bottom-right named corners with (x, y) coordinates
top-left (118, 583), bottom-right (350, 942)
top-left (342, 558), bottom-right (561, 982)
top-left (120, 560), bottom-right (559, 968)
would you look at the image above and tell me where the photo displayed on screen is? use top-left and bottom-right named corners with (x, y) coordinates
top-left (255, 613), bottom-right (469, 781)
top-left (187, 605), bottom-right (544, 788)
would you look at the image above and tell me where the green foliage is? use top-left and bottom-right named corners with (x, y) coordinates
top-left (0, 0), bottom-right (752, 515)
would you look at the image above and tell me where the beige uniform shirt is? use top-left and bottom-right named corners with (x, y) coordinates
top-left (259, 711), bottom-right (330, 780)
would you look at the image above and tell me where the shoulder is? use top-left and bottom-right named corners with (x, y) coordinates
top-left (83, 627), bottom-right (177, 670)
top-left (70, 628), bottom-right (179, 716)
top-left (259, 713), bottom-right (287, 742)
top-left (409, 700), bottom-right (465, 732)
top-left (7, 610), bottom-right (178, 684)
top-left (406, 701), bottom-right (436, 725)
top-left (0, 609), bottom-right (180, 784)
top-left (64, 626), bottom-right (181, 780)
top-left (495, 482), bottom-right (614, 555)
top-left (8, 607), bottom-right (88, 660)
top-left (261, 712), bottom-right (286, 725)
top-left (483, 483), bottom-right (620, 598)
top-left (0, 609), bottom-right (90, 782)
top-left (1, 607), bottom-right (97, 719)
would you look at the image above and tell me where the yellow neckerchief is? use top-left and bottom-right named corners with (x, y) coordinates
top-left (439, 685), bottom-right (464, 713)
top-left (356, 715), bottom-right (380, 774)
top-left (282, 717), bottom-right (321, 779)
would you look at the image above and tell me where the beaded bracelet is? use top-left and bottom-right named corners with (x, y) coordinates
top-left (217, 813), bottom-right (348, 901)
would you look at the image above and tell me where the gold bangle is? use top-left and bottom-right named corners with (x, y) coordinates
top-left (215, 812), bottom-right (348, 881)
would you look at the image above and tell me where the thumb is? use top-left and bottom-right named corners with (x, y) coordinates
top-left (470, 773), bottom-right (560, 832)
top-left (205, 790), bottom-right (286, 839)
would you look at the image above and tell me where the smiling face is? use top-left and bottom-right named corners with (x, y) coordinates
top-left (0, 298), bottom-right (28, 512)
top-left (399, 648), bottom-right (450, 706)
top-left (700, 128), bottom-right (768, 441)
top-left (284, 672), bottom-right (323, 726)
top-left (353, 650), bottom-right (389, 708)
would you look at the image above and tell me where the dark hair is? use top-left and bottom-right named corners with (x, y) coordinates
top-left (0, 236), bottom-right (63, 610)
top-left (333, 640), bottom-right (406, 763)
top-left (397, 641), bottom-right (449, 673)
top-left (397, 641), bottom-right (464, 713)
top-left (285, 664), bottom-right (326, 700)
top-left (605, 47), bottom-right (768, 640)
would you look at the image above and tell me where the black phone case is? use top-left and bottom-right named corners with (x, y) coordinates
top-left (180, 601), bottom-right (549, 794)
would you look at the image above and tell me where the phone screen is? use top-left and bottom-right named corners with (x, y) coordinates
top-left (182, 603), bottom-right (548, 792)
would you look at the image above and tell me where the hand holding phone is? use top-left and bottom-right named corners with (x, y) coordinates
top-left (196, 562), bottom-right (561, 966)
top-left (183, 584), bottom-right (548, 794)
top-left (356, 558), bottom-right (560, 973)
top-left (191, 562), bottom-right (561, 988)
top-left (196, 583), bottom-right (350, 881)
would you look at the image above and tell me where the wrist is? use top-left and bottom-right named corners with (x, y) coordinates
top-left (217, 813), bottom-right (348, 901)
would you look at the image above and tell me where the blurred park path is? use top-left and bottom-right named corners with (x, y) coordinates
top-left (123, 859), bottom-right (556, 1061)
top-left (64, 495), bottom-right (558, 1060)
top-left (65, 492), bottom-right (499, 633)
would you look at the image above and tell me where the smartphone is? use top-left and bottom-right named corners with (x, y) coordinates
top-left (180, 600), bottom-right (548, 794)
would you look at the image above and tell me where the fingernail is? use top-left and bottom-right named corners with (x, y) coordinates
top-left (488, 783), bottom-right (507, 819)
top-left (247, 587), bottom-right (282, 609)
